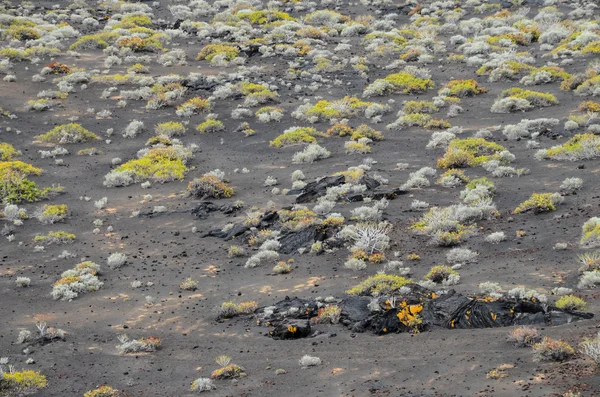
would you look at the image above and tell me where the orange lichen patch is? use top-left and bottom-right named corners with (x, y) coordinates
top-left (331, 368), bottom-right (344, 375)
top-left (396, 301), bottom-right (423, 327)
top-left (259, 285), bottom-right (273, 294)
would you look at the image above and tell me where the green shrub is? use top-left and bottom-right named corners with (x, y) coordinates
top-left (1, 369), bottom-right (47, 395)
top-left (500, 87), bottom-right (558, 107)
top-left (513, 193), bottom-right (561, 214)
top-left (269, 127), bottom-right (324, 147)
top-left (402, 100), bottom-right (438, 114)
top-left (114, 147), bottom-right (189, 183)
top-left (196, 119), bottom-right (225, 134)
top-left (424, 265), bottom-right (458, 284)
top-left (155, 121), bottom-right (186, 137)
top-left (36, 123), bottom-right (98, 144)
top-left (364, 71), bottom-right (434, 96)
top-left (196, 44), bottom-right (239, 61)
top-left (351, 124), bottom-right (384, 141)
top-left (541, 133), bottom-right (600, 161)
top-left (0, 161), bottom-right (61, 203)
top-left (0, 143), bottom-right (20, 160)
top-left (555, 295), bottom-right (587, 311)
top-left (117, 36), bottom-right (162, 52)
top-left (69, 35), bottom-right (111, 50)
top-left (3, 25), bottom-right (40, 41)
top-left (437, 138), bottom-right (506, 168)
top-left (83, 385), bottom-right (121, 397)
top-left (532, 337), bottom-right (575, 362)
top-left (187, 175), bottom-right (234, 199)
top-left (346, 274), bottom-right (412, 296)
top-left (34, 230), bottom-right (76, 244)
top-left (441, 79), bottom-right (487, 97)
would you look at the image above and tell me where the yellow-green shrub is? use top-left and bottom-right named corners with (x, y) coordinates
top-left (36, 123), bottom-right (98, 144)
top-left (196, 44), bottom-right (239, 61)
top-left (437, 138), bottom-right (506, 168)
top-left (346, 274), bottom-right (412, 296)
top-left (115, 147), bottom-right (189, 182)
top-left (0, 143), bottom-right (20, 160)
top-left (441, 79), bottom-right (487, 97)
top-left (269, 127), bottom-right (324, 147)
top-left (513, 193), bottom-right (559, 214)
top-left (555, 295), bottom-right (586, 311)
top-left (187, 175), bottom-right (234, 199)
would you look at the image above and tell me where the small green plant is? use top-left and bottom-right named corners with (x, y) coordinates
top-left (176, 97), bottom-right (211, 116)
top-left (402, 100), bottom-right (438, 114)
top-left (36, 204), bottom-right (68, 224)
top-left (179, 277), bottom-right (198, 291)
top-left (316, 305), bottom-right (342, 324)
top-left (187, 174), bottom-right (234, 199)
top-left (532, 337), bottom-right (575, 362)
top-left (218, 301), bottom-right (257, 318)
top-left (227, 245), bottom-right (246, 257)
top-left (34, 230), bottom-right (76, 245)
top-left (117, 36), bottom-right (163, 52)
top-left (273, 260), bottom-right (293, 274)
top-left (77, 148), bottom-right (103, 156)
top-left (83, 385), bottom-right (121, 397)
top-left (424, 265), bottom-right (458, 284)
top-left (196, 119), bottom-right (225, 134)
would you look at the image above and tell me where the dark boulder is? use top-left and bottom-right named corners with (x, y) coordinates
top-left (269, 319), bottom-right (311, 340)
top-left (293, 175), bottom-right (345, 203)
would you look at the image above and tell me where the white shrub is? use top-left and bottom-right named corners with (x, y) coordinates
top-left (292, 144), bottom-right (331, 164)
top-left (490, 98), bottom-right (533, 113)
top-left (123, 120), bottom-right (145, 138)
top-left (560, 177), bottom-right (583, 194)
top-left (411, 200), bottom-right (429, 211)
top-left (94, 197), bottom-right (108, 209)
top-left (578, 270), bottom-right (600, 289)
top-left (299, 355), bottom-right (321, 367)
top-left (426, 131), bottom-right (456, 149)
top-left (507, 287), bottom-right (546, 303)
top-left (291, 170), bottom-right (305, 182)
top-left (485, 231), bottom-right (506, 244)
top-left (107, 252), bottom-right (127, 269)
top-left (339, 221), bottom-right (391, 254)
top-left (245, 250), bottom-right (279, 268)
top-left (446, 248), bottom-right (478, 264)
top-left (191, 377), bottom-right (215, 392)
top-left (264, 176), bottom-right (278, 186)
top-left (15, 277), bottom-right (31, 287)
top-left (103, 170), bottom-right (135, 187)
top-left (479, 282), bottom-right (502, 296)
top-left (344, 258), bottom-right (367, 271)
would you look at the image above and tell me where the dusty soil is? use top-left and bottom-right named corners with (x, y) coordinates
top-left (1, 0), bottom-right (599, 396)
